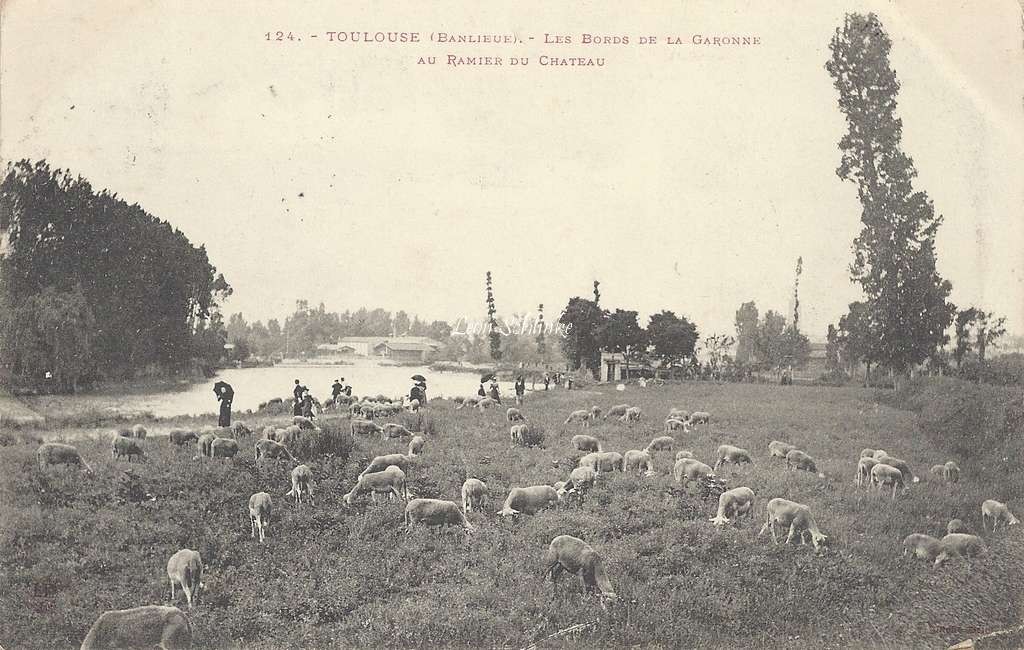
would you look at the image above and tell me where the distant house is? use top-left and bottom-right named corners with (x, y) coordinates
top-left (792, 341), bottom-right (828, 381)
top-left (331, 336), bottom-right (443, 362)
top-left (335, 337), bottom-right (390, 356)
top-left (600, 351), bottom-right (654, 382)
top-left (313, 343), bottom-right (358, 361)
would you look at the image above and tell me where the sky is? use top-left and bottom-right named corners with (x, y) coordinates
top-left (2, 1), bottom-right (1022, 341)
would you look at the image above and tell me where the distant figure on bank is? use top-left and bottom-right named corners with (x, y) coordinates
top-left (292, 379), bottom-right (305, 416)
top-left (214, 381), bottom-right (234, 427)
top-left (301, 390), bottom-right (316, 419)
top-left (566, 376), bottom-right (574, 391)
top-left (514, 376), bottom-right (526, 406)
top-left (489, 380), bottom-right (502, 404)
top-left (543, 373), bottom-right (550, 391)
top-left (331, 379), bottom-right (344, 401)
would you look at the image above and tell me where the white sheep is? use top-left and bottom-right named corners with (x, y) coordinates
top-left (947, 519), bottom-right (970, 535)
top-left (405, 498), bottom-right (474, 532)
top-left (344, 465), bottom-right (407, 504)
top-left (604, 404), bottom-right (630, 419)
top-left (714, 444), bottom-right (753, 470)
top-left (618, 406), bottom-right (642, 422)
top-left (498, 485), bottom-right (560, 516)
top-left (646, 436), bottom-right (674, 452)
top-left (664, 418), bottom-right (687, 433)
top-left (943, 461), bottom-right (961, 484)
top-left (80, 606), bottom-right (191, 650)
top-left (166, 549), bottom-right (204, 609)
top-left (673, 458), bottom-right (715, 487)
top-left (571, 434), bottom-right (602, 453)
top-left (855, 457), bottom-right (878, 488)
top-left (902, 533), bottom-right (941, 562)
top-left (286, 464), bottom-right (315, 505)
top-left (408, 435), bottom-right (426, 457)
top-left (248, 492), bottom-right (272, 543)
top-left (506, 407), bottom-right (525, 422)
top-left (785, 449), bottom-right (823, 477)
top-left (981, 499), bottom-right (1020, 531)
top-left (564, 409), bottom-right (593, 427)
top-left (623, 449), bottom-right (654, 476)
top-left (758, 497), bottom-right (828, 550)
top-left (709, 487), bottom-right (756, 526)
top-left (36, 442), bottom-right (93, 473)
top-left (870, 463), bottom-right (906, 500)
top-left (934, 533), bottom-right (987, 566)
top-left (542, 535), bottom-right (617, 603)
top-left (768, 440), bottom-right (796, 459)
top-left (461, 478), bottom-right (488, 513)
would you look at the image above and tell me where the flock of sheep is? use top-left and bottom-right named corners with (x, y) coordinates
top-left (30, 389), bottom-right (1020, 649)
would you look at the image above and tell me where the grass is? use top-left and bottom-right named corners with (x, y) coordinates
top-left (1, 382), bottom-right (1023, 648)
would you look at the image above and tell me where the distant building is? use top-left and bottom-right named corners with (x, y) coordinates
top-left (792, 341), bottom-right (828, 381)
top-left (326, 336), bottom-right (443, 362)
top-left (600, 351), bottom-right (655, 382)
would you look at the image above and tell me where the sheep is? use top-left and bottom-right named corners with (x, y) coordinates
top-left (664, 418), bottom-right (687, 433)
top-left (196, 433), bottom-right (218, 458)
top-left (80, 606), bottom-right (192, 650)
top-left (230, 421), bottom-right (252, 438)
top-left (564, 409), bottom-right (593, 427)
top-left (667, 407), bottom-right (689, 421)
top-left (674, 450), bottom-right (695, 461)
top-left (261, 425), bottom-right (278, 441)
top-left (277, 424), bottom-right (303, 446)
top-left (476, 397), bottom-right (499, 410)
top-left (709, 486), bottom-right (756, 526)
top-left (350, 419), bottom-right (382, 436)
top-left (856, 457), bottom-right (879, 488)
top-left (36, 442), bottom-right (92, 473)
top-left (249, 492), bottom-right (272, 543)
top-left (929, 464), bottom-right (945, 478)
top-left (210, 438), bottom-right (239, 460)
top-left (542, 535), bottom-right (617, 603)
top-left (166, 549), bottom-right (204, 610)
top-left (510, 424), bottom-right (529, 446)
top-left (673, 458), bottom-right (715, 487)
top-left (860, 448), bottom-right (877, 459)
top-left (623, 449), bottom-right (654, 476)
top-left (380, 422), bottom-right (413, 442)
top-left (498, 485), bottom-right (560, 516)
top-left (685, 411), bottom-right (711, 429)
top-left (646, 436), bottom-right (674, 452)
top-left (254, 439), bottom-right (295, 462)
top-left (981, 499), bottom-right (1020, 531)
top-left (405, 498), bottom-right (474, 532)
top-left (131, 424), bottom-right (148, 439)
top-left (454, 396), bottom-right (480, 410)
top-left (168, 429), bottom-right (199, 446)
top-left (112, 436), bottom-right (145, 462)
top-left (359, 453), bottom-right (411, 479)
top-left (590, 451), bottom-right (624, 474)
top-left (461, 478), bottom-right (488, 513)
top-left (758, 497), bottom-right (828, 550)
top-left (604, 404), bottom-right (630, 419)
top-left (292, 415), bottom-right (317, 430)
top-left (506, 407), bottom-right (525, 422)
top-left (768, 440), bottom-right (796, 459)
top-left (618, 406), bottom-right (642, 422)
top-left (714, 444), bottom-right (753, 470)
top-left (870, 463), bottom-right (906, 500)
top-left (577, 452), bottom-right (600, 472)
top-left (902, 534), bottom-right (941, 562)
top-left (934, 533), bottom-right (987, 566)
top-left (947, 519), bottom-right (971, 535)
top-left (286, 464), bottom-right (314, 505)
top-left (589, 406), bottom-right (603, 420)
top-left (943, 461), bottom-right (961, 484)
top-left (874, 454), bottom-right (918, 484)
top-left (785, 449), bottom-right (823, 477)
top-left (408, 435), bottom-right (426, 457)
top-left (571, 434), bottom-right (602, 453)
top-left (344, 465), bottom-right (408, 504)
top-left (567, 466), bottom-right (598, 492)
top-left (871, 449), bottom-right (889, 460)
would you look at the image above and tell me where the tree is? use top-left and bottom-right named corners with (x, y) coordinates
top-left (485, 271), bottom-right (501, 361)
top-left (792, 257), bottom-right (803, 331)
top-left (559, 296), bottom-right (606, 374)
top-left (536, 303), bottom-right (546, 357)
top-left (953, 307), bottom-right (979, 370)
top-left (754, 310), bottom-right (787, 371)
top-left (647, 311), bottom-right (698, 377)
top-left (835, 301), bottom-right (874, 385)
top-left (393, 310), bottom-right (411, 336)
top-left (703, 334), bottom-right (736, 378)
top-left (600, 309), bottom-right (647, 378)
top-left (975, 311), bottom-right (1006, 365)
top-left (734, 301), bottom-right (759, 365)
top-left (779, 325), bottom-right (811, 371)
top-left (826, 14), bottom-right (954, 388)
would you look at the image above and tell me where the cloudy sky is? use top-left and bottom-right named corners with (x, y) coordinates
top-left (2, 1), bottom-right (1021, 340)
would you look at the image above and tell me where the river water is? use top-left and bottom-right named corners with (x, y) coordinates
top-left (128, 359), bottom-right (517, 417)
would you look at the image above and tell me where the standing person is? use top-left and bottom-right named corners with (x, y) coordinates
top-left (214, 381), bottom-right (234, 427)
top-left (489, 379), bottom-right (502, 404)
top-left (301, 390), bottom-right (315, 419)
top-left (292, 379), bottom-right (305, 416)
top-left (418, 380), bottom-right (427, 404)
top-left (331, 378), bottom-right (344, 401)
top-left (566, 376), bottom-right (573, 391)
top-left (514, 375), bottom-right (526, 406)
top-left (543, 372), bottom-right (550, 391)
top-left (477, 383), bottom-right (487, 398)
top-left (409, 381), bottom-right (425, 410)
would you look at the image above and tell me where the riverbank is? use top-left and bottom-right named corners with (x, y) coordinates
top-left (0, 389), bottom-right (45, 427)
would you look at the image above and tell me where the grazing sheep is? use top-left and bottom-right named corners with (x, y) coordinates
top-left (254, 439), bottom-right (295, 462)
top-left (408, 435), bottom-right (426, 457)
top-left (673, 458), bottom-right (715, 487)
top-left (510, 424), bottom-right (530, 446)
top-left (981, 499), bottom-right (1020, 531)
top-left (542, 535), bottom-right (617, 602)
top-left (166, 549), bottom-right (204, 610)
top-left (230, 421), bottom-right (252, 437)
top-left (476, 397), bottom-right (499, 410)
top-left (293, 415), bottom-right (317, 430)
top-left (131, 424), bottom-right (148, 439)
top-left (785, 449), bottom-right (822, 476)
top-left (714, 444), bottom-right (753, 470)
top-left (709, 486), bottom-right (756, 526)
top-left (454, 396), bottom-right (480, 410)
top-left (506, 407), bottom-right (525, 422)
top-left (381, 422), bottom-right (413, 442)
top-left (943, 461), bottom-right (961, 484)
top-left (590, 451), bottom-right (624, 474)
top-left (856, 457), bottom-right (879, 488)
top-left (564, 409), bottom-right (593, 427)
top-left (685, 411), bottom-right (711, 430)
top-left (664, 418), bottom-right (687, 433)
top-left (758, 498), bottom-right (828, 550)
top-left (210, 438), bottom-right (239, 460)
top-left (646, 436), bottom-right (674, 452)
top-left (870, 463), bottom-right (906, 500)
top-left (359, 453), bottom-right (411, 478)
top-left (277, 425), bottom-right (303, 446)
top-left (498, 485), bottom-right (560, 516)
top-left (112, 436), bottom-right (145, 462)
top-left (589, 406), bottom-right (603, 420)
top-left (903, 534), bottom-right (941, 562)
top-left (286, 464), bottom-right (315, 505)
top-left (567, 466), bottom-right (598, 492)
top-left (571, 434), bottom-right (602, 453)
top-left (623, 449), bottom-right (654, 476)
top-left (249, 492), bottom-right (272, 543)
top-left (80, 606), bottom-right (192, 650)
top-left (872, 449), bottom-right (889, 460)
top-left (674, 450), bottom-right (695, 461)
top-left (618, 406), bottom-right (642, 422)
top-left (350, 419), bottom-right (382, 436)
top-left (947, 519), bottom-right (970, 535)
top-left (168, 429), bottom-right (199, 446)
top-left (934, 533), bottom-right (987, 566)
top-left (604, 404), bottom-right (630, 419)
top-left (36, 442), bottom-right (92, 473)
top-left (860, 448), bottom-right (877, 459)
top-left (667, 407), bottom-right (689, 421)
top-left (405, 498), bottom-right (474, 532)
top-left (875, 454), bottom-right (918, 484)
top-left (768, 440), bottom-right (796, 459)
top-left (196, 433), bottom-right (219, 458)
top-left (343, 465), bottom-right (407, 504)
top-left (461, 478), bottom-right (488, 513)
top-left (929, 464), bottom-right (945, 477)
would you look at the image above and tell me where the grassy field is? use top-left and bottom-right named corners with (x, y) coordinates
top-left (2, 382), bottom-right (1023, 649)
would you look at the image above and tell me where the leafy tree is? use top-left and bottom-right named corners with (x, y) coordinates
top-left (485, 271), bottom-right (501, 361)
top-left (792, 257), bottom-right (803, 331)
top-left (779, 325), bottom-right (811, 370)
top-left (703, 334), bottom-right (736, 377)
top-left (826, 13), bottom-right (954, 388)
top-left (755, 310), bottom-right (787, 370)
top-left (975, 311), bottom-right (1006, 364)
top-left (393, 310), bottom-right (411, 336)
top-left (426, 320), bottom-right (452, 342)
top-left (734, 301), bottom-right (759, 364)
top-left (4, 286), bottom-right (95, 391)
top-left (954, 307), bottom-right (979, 370)
top-left (536, 304), bottom-right (546, 357)
top-left (647, 311), bottom-right (698, 375)
top-left (600, 309), bottom-right (647, 377)
top-left (559, 296), bottom-right (606, 374)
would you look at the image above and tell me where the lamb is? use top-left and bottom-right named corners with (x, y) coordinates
top-left (785, 449), bottom-right (823, 477)
top-left (874, 453), bottom-right (918, 484)
top-left (36, 442), bottom-right (93, 473)
top-left (196, 432), bottom-right (219, 458)
top-left (664, 418), bottom-right (687, 433)
top-left (571, 434), bottom-right (602, 453)
top-left (248, 492), bottom-right (272, 543)
top-left (131, 424), bottom-right (148, 439)
top-left (564, 409), bottom-right (593, 427)
top-left (510, 424), bottom-right (530, 446)
top-left (476, 397), bottom-right (500, 410)
top-left (254, 439), bottom-right (295, 462)
top-left (714, 444), bottom-right (753, 470)
top-left (758, 497), bottom-right (828, 549)
top-left (856, 457), bottom-right (878, 488)
top-left (408, 435), bottom-right (426, 457)
top-left (618, 406), bottom-right (642, 422)
top-left (674, 450), bottom-right (695, 461)
top-left (405, 498), bottom-right (474, 532)
top-left (343, 465), bottom-right (407, 504)
top-left (293, 415), bottom-right (317, 430)
top-left (872, 449), bottom-right (889, 460)
top-left (934, 533), bottom-right (987, 566)
top-left (623, 449), bottom-right (654, 476)
top-left (646, 436), bottom-right (674, 452)
top-left (380, 422), bottom-right (413, 442)
top-left (870, 463), bottom-right (906, 500)
top-left (286, 464), bottom-right (315, 505)
top-left (80, 606), bottom-right (192, 650)
top-left (768, 440), bottom-right (796, 459)
top-left (350, 419), bottom-right (382, 436)
top-left (902, 534), bottom-right (941, 562)
top-left (166, 549), bottom-right (204, 609)
top-left (604, 404), bottom-right (630, 419)
top-left (112, 436), bottom-right (145, 462)
top-left (667, 407), bottom-right (689, 421)
top-left (947, 519), bottom-right (970, 535)
top-left (210, 438), bottom-right (239, 460)
top-left (673, 458), bottom-right (715, 487)
top-left (498, 485), bottom-right (560, 516)
top-left (981, 499), bottom-right (1020, 531)
top-left (455, 396), bottom-right (480, 410)
top-left (168, 429), bottom-right (199, 446)
top-left (506, 407), bottom-right (525, 422)
top-left (943, 461), bottom-right (961, 484)
top-left (359, 453), bottom-right (411, 478)
top-left (461, 478), bottom-right (488, 513)
top-left (709, 486), bottom-right (756, 526)
top-left (542, 535), bottom-right (617, 602)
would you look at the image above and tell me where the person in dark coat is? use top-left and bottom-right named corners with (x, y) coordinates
top-left (477, 383), bottom-right (486, 397)
top-left (409, 382), bottom-right (425, 409)
top-left (331, 379), bottom-right (344, 400)
top-left (215, 381), bottom-right (234, 427)
top-left (301, 390), bottom-right (315, 419)
top-left (292, 379), bottom-right (305, 416)
top-left (489, 380), bottom-right (501, 404)
top-left (543, 373), bottom-right (550, 391)
top-left (514, 376), bottom-right (526, 405)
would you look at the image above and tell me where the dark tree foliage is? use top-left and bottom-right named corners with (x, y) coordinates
top-left (485, 271), bottom-right (501, 361)
top-left (734, 301), bottom-right (759, 365)
top-left (559, 296), bottom-right (606, 373)
top-left (536, 303), bottom-right (546, 356)
top-left (600, 309), bottom-right (646, 376)
top-left (646, 311), bottom-right (698, 368)
top-left (0, 160), bottom-right (230, 385)
top-left (826, 14), bottom-right (953, 382)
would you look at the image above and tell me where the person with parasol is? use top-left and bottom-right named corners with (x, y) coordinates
top-left (514, 375), bottom-right (526, 406)
top-left (213, 380), bottom-right (234, 427)
top-left (480, 372), bottom-right (501, 404)
top-left (410, 374), bottom-right (427, 409)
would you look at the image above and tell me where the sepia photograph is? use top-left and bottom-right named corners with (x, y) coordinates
top-left (1, 1), bottom-right (1022, 648)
